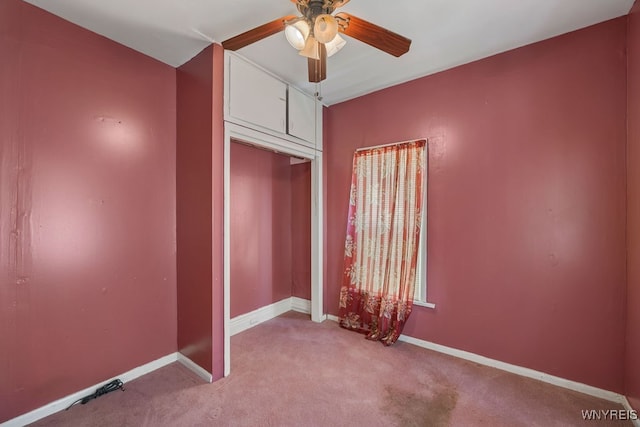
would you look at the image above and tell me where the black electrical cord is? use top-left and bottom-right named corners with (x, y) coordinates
top-left (66, 379), bottom-right (125, 410)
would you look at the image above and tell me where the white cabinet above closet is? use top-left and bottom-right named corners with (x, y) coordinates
top-left (288, 86), bottom-right (316, 144)
top-left (224, 52), bottom-right (322, 151)
top-left (227, 54), bottom-right (287, 134)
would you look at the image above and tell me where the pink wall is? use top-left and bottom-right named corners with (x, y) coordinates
top-left (230, 143), bottom-right (293, 316)
top-left (325, 18), bottom-right (628, 392)
top-left (1, 0), bottom-right (635, 419)
top-left (176, 43), bottom-right (225, 380)
top-left (211, 43), bottom-right (226, 381)
top-left (626, 0), bottom-right (640, 411)
top-left (176, 47), bottom-right (214, 373)
top-left (230, 145), bottom-right (311, 316)
top-left (0, 0), bottom-right (177, 422)
top-left (291, 162), bottom-right (312, 300)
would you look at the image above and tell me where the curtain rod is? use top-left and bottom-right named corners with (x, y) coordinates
top-left (355, 138), bottom-right (428, 152)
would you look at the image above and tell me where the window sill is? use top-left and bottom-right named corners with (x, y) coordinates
top-left (413, 300), bottom-right (436, 309)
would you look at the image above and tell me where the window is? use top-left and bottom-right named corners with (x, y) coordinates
top-left (413, 146), bottom-right (434, 308)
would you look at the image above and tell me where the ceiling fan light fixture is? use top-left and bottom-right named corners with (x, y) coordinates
top-left (285, 19), bottom-right (310, 50)
top-left (325, 34), bottom-right (346, 57)
top-left (314, 14), bottom-right (339, 44)
top-left (299, 36), bottom-right (320, 60)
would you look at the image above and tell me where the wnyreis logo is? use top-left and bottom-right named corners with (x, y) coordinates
top-left (581, 409), bottom-right (638, 421)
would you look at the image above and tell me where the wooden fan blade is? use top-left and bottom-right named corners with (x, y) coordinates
top-left (335, 12), bottom-right (411, 57)
top-left (331, 0), bottom-right (350, 9)
top-left (308, 43), bottom-right (327, 83)
top-left (222, 15), bottom-right (296, 51)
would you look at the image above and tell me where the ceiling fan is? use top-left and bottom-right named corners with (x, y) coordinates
top-left (221, 0), bottom-right (411, 83)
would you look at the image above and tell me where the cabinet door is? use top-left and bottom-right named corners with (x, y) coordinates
top-left (287, 86), bottom-right (316, 144)
top-left (228, 56), bottom-right (287, 133)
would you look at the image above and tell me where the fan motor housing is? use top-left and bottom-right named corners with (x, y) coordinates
top-left (299, 0), bottom-right (335, 21)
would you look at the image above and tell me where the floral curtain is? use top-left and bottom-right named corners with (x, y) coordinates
top-left (338, 140), bottom-right (426, 346)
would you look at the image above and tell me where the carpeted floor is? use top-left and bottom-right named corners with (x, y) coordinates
top-left (31, 311), bottom-right (632, 426)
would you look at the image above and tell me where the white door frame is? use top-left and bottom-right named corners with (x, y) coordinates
top-left (223, 122), bottom-right (324, 376)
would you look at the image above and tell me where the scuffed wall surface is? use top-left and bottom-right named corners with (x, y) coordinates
top-left (0, 0), bottom-right (177, 421)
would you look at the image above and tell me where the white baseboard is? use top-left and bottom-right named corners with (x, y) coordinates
top-left (326, 314), bottom-right (339, 322)
top-left (291, 296), bottom-right (311, 313)
top-left (325, 314), bottom-right (629, 405)
top-left (177, 353), bottom-right (213, 383)
top-left (230, 296), bottom-right (311, 336)
top-left (397, 334), bottom-right (624, 403)
top-left (2, 353), bottom-right (178, 427)
top-left (5, 298), bottom-right (312, 426)
top-left (11, 307), bottom-right (631, 426)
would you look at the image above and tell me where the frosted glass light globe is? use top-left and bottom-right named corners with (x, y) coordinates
top-left (314, 14), bottom-right (339, 44)
top-left (285, 20), bottom-right (310, 50)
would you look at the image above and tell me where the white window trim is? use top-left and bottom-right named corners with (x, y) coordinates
top-left (413, 144), bottom-right (435, 309)
top-left (414, 300), bottom-right (436, 309)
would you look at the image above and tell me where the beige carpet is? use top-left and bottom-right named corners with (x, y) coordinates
top-left (31, 311), bottom-right (631, 426)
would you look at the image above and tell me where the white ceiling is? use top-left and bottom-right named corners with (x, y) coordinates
top-left (24, 0), bottom-right (635, 105)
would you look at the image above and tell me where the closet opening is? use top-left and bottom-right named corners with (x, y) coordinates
top-left (223, 123), bottom-right (323, 376)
